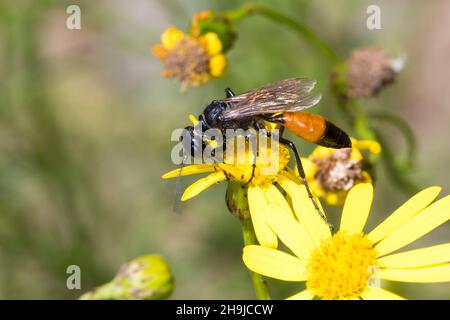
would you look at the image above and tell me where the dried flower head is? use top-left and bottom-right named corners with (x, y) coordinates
top-left (302, 138), bottom-right (381, 205)
top-left (331, 47), bottom-right (404, 99)
top-left (346, 47), bottom-right (403, 98)
top-left (313, 148), bottom-right (363, 192)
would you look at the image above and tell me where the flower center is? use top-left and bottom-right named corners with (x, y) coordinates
top-left (164, 38), bottom-right (211, 85)
top-left (306, 231), bottom-right (377, 300)
top-left (223, 138), bottom-right (290, 187)
top-left (313, 148), bottom-right (363, 191)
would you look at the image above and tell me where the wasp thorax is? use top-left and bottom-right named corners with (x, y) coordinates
top-left (202, 101), bottom-right (227, 128)
top-left (312, 148), bottom-right (363, 191)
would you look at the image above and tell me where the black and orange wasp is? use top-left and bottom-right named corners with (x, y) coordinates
top-left (180, 78), bottom-right (351, 230)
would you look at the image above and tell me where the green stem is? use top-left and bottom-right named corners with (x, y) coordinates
top-left (369, 112), bottom-right (417, 169)
top-left (337, 99), bottom-right (380, 162)
top-left (228, 4), bottom-right (337, 63)
top-left (374, 129), bottom-right (420, 194)
top-left (241, 218), bottom-right (271, 300)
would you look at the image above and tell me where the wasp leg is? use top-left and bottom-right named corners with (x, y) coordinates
top-left (243, 163), bottom-right (257, 187)
top-left (279, 125), bottom-right (285, 138)
top-left (279, 137), bottom-right (335, 232)
top-left (243, 125), bottom-right (258, 186)
top-left (225, 88), bottom-right (235, 98)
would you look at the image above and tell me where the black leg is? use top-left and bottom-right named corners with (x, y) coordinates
top-left (279, 137), bottom-right (335, 232)
top-left (279, 125), bottom-right (285, 138)
top-left (225, 88), bottom-right (235, 98)
top-left (244, 163), bottom-right (257, 186)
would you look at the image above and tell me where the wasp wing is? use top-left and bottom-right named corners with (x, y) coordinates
top-left (220, 78), bottom-right (321, 121)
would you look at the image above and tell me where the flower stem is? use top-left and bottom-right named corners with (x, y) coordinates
top-left (369, 111), bottom-right (417, 169)
top-left (228, 4), bottom-right (337, 63)
top-left (241, 217), bottom-right (271, 300)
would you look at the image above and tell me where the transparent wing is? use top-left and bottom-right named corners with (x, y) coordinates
top-left (220, 78), bottom-right (321, 120)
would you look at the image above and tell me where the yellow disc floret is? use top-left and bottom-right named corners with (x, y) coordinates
top-left (220, 138), bottom-right (290, 187)
top-left (306, 232), bottom-right (378, 300)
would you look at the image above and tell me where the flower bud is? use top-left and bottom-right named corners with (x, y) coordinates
top-left (190, 11), bottom-right (237, 53)
top-left (80, 255), bottom-right (174, 300)
top-left (226, 181), bottom-right (250, 220)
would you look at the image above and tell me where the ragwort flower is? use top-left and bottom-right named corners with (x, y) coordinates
top-left (162, 116), bottom-right (315, 249)
top-left (302, 138), bottom-right (381, 205)
top-left (243, 183), bottom-right (450, 300)
top-left (152, 27), bottom-right (227, 88)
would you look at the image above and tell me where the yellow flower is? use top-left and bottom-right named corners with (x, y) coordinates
top-left (243, 183), bottom-right (450, 300)
top-left (162, 116), bottom-right (312, 249)
top-left (151, 27), bottom-right (227, 88)
top-left (302, 138), bottom-right (381, 205)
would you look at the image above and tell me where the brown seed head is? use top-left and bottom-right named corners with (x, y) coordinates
top-left (313, 148), bottom-right (363, 191)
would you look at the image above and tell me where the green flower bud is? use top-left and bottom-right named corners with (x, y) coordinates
top-left (226, 181), bottom-right (250, 220)
top-left (80, 255), bottom-right (174, 300)
top-left (330, 61), bottom-right (348, 98)
top-left (190, 11), bottom-right (237, 53)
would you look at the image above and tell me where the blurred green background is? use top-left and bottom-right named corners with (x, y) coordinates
top-left (0, 0), bottom-right (449, 299)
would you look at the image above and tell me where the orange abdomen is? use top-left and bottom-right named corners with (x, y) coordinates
top-left (283, 112), bottom-right (327, 143)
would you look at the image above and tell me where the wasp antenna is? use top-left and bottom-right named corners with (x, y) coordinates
top-left (173, 155), bottom-right (188, 213)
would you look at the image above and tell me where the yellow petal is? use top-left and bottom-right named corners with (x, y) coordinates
top-left (380, 264), bottom-right (450, 283)
top-left (278, 175), bottom-right (331, 246)
top-left (368, 186), bottom-right (442, 243)
top-left (151, 44), bottom-right (168, 61)
top-left (375, 195), bottom-right (450, 256)
top-left (209, 54), bottom-right (227, 77)
top-left (218, 163), bottom-right (242, 179)
top-left (189, 114), bottom-right (199, 126)
top-left (286, 289), bottom-right (314, 300)
top-left (377, 243), bottom-right (450, 268)
top-left (340, 183), bottom-right (373, 234)
top-left (181, 171), bottom-right (226, 201)
top-left (324, 192), bottom-right (341, 206)
top-left (349, 148), bottom-right (363, 161)
top-left (360, 287), bottom-right (405, 300)
top-left (353, 139), bottom-right (382, 154)
top-left (161, 27), bottom-right (184, 50)
top-left (201, 32), bottom-right (223, 56)
top-left (243, 245), bottom-right (307, 281)
top-left (248, 186), bottom-right (278, 248)
top-left (263, 184), bottom-right (293, 216)
top-left (309, 146), bottom-right (334, 159)
top-left (162, 164), bottom-right (216, 179)
top-left (264, 201), bottom-right (316, 261)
